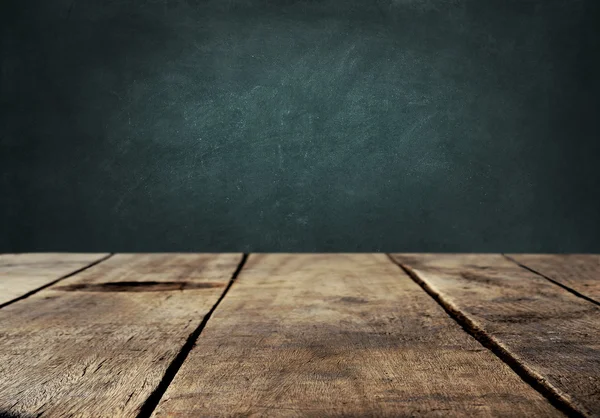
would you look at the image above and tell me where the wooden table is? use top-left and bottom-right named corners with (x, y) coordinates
top-left (1, 254), bottom-right (599, 417)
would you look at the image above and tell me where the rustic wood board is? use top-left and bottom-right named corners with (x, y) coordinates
top-left (507, 254), bottom-right (600, 305)
top-left (0, 253), bottom-right (110, 307)
top-left (0, 253), bottom-right (242, 417)
top-left (390, 254), bottom-right (600, 418)
top-left (154, 254), bottom-right (561, 417)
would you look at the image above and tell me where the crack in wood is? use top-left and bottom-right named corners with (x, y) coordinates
top-left (54, 281), bottom-right (225, 292)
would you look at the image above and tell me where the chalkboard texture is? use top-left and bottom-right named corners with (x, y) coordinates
top-left (1, 0), bottom-right (599, 251)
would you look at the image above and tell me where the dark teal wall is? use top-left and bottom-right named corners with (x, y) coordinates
top-left (1, 0), bottom-right (599, 251)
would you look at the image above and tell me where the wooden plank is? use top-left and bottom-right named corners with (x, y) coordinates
top-left (154, 254), bottom-right (561, 417)
top-left (390, 254), bottom-right (600, 418)
top-left (0, 253), bottom-right (110, 307)
top-left (0, 253), bottom-right (243, 417)
top-left (507, 254), bottom-right (600, 305)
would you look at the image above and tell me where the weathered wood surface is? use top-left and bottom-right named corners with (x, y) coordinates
top-left (0, 253), bottom-right (109, 307)
top-left (390, 254), bottom-right (600, 418)
top-left (0, 253), bottom-right (242, 417)
top-left (507, 254), bottom-right (600, 305)
top-left (154, 254), bottom-right (560, 417)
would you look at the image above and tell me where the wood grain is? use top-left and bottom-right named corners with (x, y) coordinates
top-left (0, 253), bottom-right (110, 307)
top-left (154, 254), bottom-right (561, 417)
top-left (0, 253), bottom-right (242, 417)
top-left (390, 254), bottom-right (600, 418)
top-left (507, 254), bottom-right (600, 305)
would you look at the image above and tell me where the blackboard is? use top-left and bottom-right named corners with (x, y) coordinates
top-left (1, 0), bottom-right (599, 251)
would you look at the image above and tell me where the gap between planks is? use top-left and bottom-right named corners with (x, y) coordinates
top-left (136, 254), bottom-right (249, 418)
top-left (503, 254), bottom-right (600, 308)
top-left (0, 253), bottom-right (114, 309)
top-left (389, 254), bottom-right (600, 418)
top-left (387, 255), bottom-right (583, 418)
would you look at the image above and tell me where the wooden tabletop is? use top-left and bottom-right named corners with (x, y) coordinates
top-left (0, 254), bottom-right (598, 417)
